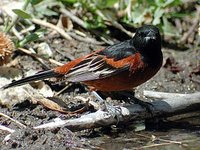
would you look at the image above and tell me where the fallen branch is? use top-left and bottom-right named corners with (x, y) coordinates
top-left (33, 91), bottom-right (200, 131)
top-left (143, 90), bottom-right (190, 99)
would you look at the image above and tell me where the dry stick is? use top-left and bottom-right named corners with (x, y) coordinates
top-left (96, 10), bottom-right (134, 37)
top-left (0, 124), bottom-right (15, 133)
top-left (60, 8), bottom-right (86, 28)
top-left (180, 6), bottom-right (200, 43)
top-left (135, 133), bottom-right (182, 145)
top-left (12, 28), bottom-right (23, 40)
top-left (55, 83), bottom-right (72, 96)
top-left (0, 112), bottom-right (26, 128)
top-left (143, 90), bottom-right (188, 99)
top-left (1, 126), bottom-right (14, 143)
top-left (18, 48), bottom-right (56, 69)
top-left (67, 31), bottom-right (104, 45)
top-left (56, 14), bottom-right (103, 45)
top-left (31, 18), bottom-right (72, 40)
top-left (19, 25), bottom-right (35, 34)
top-left (139, 139), bottom-right (196, 149)
top-left (33, 91), bottom-right (200, 131)
top-left (18, 47), bottom-right (63, 66)
top-left (32, 17), bottom-right (103, 44)
top-left (137, 142), bottom-right (179, 149)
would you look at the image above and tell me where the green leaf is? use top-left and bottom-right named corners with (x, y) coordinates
top-left (155, 0), bottom-right (181, 7)
top-left (12, 9), bottom-right (32, 19)
top-left (170, 12), bottom-right (190, 18)
top-left (19, 33), bottom-right (39, 47)
top-left (163, 0), bottom-right (181, 7)
top-left (31, 0), bottom-right (44, 5)
top-left (153, 8), bottom-right (164, 25)
top-left (58, 0), bottom-right (77, 4)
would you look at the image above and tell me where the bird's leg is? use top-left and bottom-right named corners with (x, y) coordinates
top-left (91, 91), bottom-right (122, 120)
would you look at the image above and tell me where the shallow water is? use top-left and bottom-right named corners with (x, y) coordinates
top-left (89, 116), bottom-right (200, 150)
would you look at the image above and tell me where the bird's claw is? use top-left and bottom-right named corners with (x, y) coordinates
top-left (92, 91), bottom-right (122, 121)
top-left (101, 101), bottom-right (122, 123)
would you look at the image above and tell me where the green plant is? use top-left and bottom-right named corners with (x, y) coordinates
top-left (60, 0), bottom-right (187, 38)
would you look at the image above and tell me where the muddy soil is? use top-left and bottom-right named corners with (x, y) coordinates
top-left (0, 35), bottom-right (200, 149)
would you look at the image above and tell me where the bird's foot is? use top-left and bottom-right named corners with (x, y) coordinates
top-left (130, 97), bottom-right (153, 115)
top-left (92, 91), bottom-right (122, 121)
top-left (117, 91), bottom-right (153, 114)
top-left (103, 101), bottom-right (122, 120)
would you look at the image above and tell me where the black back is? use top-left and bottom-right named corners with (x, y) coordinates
top-left (97, 40), bottom-right (137, 61)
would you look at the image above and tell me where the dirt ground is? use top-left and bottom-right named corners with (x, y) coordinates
top-left (0, 32), bottom-right (200, 149)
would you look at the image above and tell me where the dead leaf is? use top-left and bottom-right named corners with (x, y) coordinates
top-left (36, 97), bottom-right (69, 113)
top-left (61, 15), bottom-right (73, 31)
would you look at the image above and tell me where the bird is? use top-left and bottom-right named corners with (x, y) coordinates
top-left (2, 25), bottom-right (163, 103)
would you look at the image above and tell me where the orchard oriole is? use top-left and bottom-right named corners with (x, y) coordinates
top-left (2, 25), bottom-right (163, 100)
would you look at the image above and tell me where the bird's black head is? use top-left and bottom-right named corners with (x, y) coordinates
top-left (131, 25), bottom-right (161, 53)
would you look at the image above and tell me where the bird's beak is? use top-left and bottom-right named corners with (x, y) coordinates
top-left (145, 31), bottom-right (156, 41)
top-left (145, 36), bottom-right (156, 40)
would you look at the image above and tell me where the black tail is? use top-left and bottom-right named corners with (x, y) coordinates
top-left (2, 70), bottom-right (62, 89)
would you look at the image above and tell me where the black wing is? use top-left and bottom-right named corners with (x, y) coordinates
top-left (65, 40), bottom-right (137, 82)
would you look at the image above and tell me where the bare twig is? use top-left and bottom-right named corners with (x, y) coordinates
top-left (0, 112), bottom-right (26, 128)
top-left (31, 18), bottom-right (72, 40)
top-left (96, 10), bottom-right (134, 37)
top-left (143, 90), bottom-right (188, 99)
top-left (60, 8), bottom-right (86, 28)
top-left (0, 124), bottom-right (15, 133)
top-left (55, 83), bottom-right (72, 96)
top-left (135, 133), bottom-right (182, 144)
top-left (18, 47), bottom-right (63, 66)
top-left (19, 25), bottom-right (35, 34)
top-left (12, 27), bottom-right (23, 40)
top-left (3, 134), bottom-right (12, 143)
top-left (68, 31), bottom-right (104, 45)
top-left (137, 142), bottom-right (180, 149)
